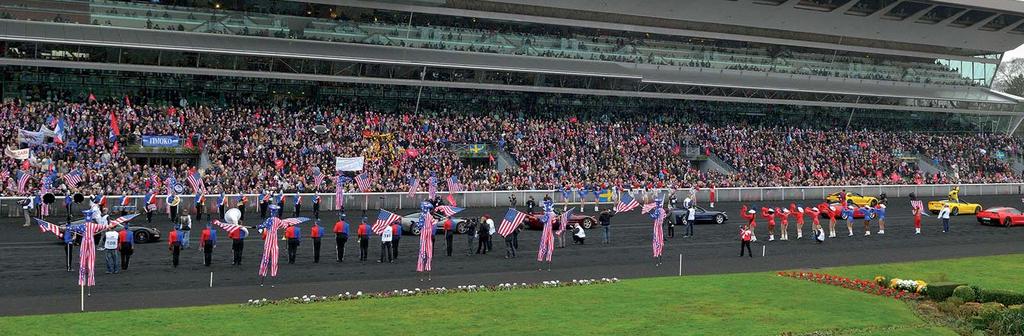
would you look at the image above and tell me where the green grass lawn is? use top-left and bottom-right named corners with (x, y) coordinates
top-left (822, 253), bottom-right (1024, 291)
top-left (4, 254), bottom-right (1020, 336)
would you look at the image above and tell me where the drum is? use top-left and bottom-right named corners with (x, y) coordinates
top-left (173, 184), bottom-right (185, 194)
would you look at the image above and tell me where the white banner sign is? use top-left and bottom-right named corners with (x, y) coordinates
top-left (335, 157), bottom-right (365, 172)
top-left (4, 147), bottom-right (30, 160)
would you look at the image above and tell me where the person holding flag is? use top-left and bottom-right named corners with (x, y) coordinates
top-left (259, 190), bottom-right (270, 219)
top-left (498, 208), bottom-right (526, 258)
top-left (536, 196), bottom-right (556, 271)
top-left (144, 190), bottom-right (157, 224)
top-left (66, 211), bottom-right (135, 289)
top-left (643, 197), bottom-right (667, 266)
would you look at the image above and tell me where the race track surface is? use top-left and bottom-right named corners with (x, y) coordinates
top-left (1, 195), bottom-right (1022, 316)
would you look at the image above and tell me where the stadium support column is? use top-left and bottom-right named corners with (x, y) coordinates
top-left (1009, 108), bottom-right (1024, 135)
top-left (414, 66), bottom-right (426, 114)
top-left (845, 108), bottom-right (855, 129)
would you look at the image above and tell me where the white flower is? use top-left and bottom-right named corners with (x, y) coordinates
top-left (356, 291), bottom-right (362, 296)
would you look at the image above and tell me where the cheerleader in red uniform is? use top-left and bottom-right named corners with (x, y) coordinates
top-left (805, 205), bottom-right (821, 234)
top-left (819, 202), bottom-right (839, 238)
top-left (761, 207), bottom-right (776, 241)
top-left (739, 205), bottom-right (758, 229)
top-left (790, 203), bottom-right (805, 239)
top-left (776, 207), bottom-right (791, 241)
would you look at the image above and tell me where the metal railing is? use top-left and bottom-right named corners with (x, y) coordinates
top-left (3, 183), bottom-right (1021, 218)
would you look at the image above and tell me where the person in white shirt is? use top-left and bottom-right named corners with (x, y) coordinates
top-left (486, 218), bottom-right (496, 252)
top-left (938, 204), bottom-right (952, 233)
top-left (103, 229), bottom-right (121, 274)
top-left (178, 214), bottom-right (192, 249)
top-left (572, 224), bottom-right (586, 245)
top-left (685, 201), bottom-right (696, 238)
top-left (379, 226), bottom-right (393, 263)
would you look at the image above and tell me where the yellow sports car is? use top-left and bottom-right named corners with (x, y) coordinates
top-left (927, 199), bottom-right (983, 216)
top-left (824, 192), bottom-right (878, 207)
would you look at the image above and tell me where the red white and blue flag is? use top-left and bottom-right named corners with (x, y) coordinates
top-left (446, 175), bottom-right (462, 193)
top-left (35, 218), bottom-right (62, 237)
top-left (614, 193), bottom-right (640, 213)
top-left (186, 171), bottom-right (206, 194)
top-left (652, 209), bottom-right (666, 258)
top-left (498, 208), bottom-right (526, 237)
top-left (334, 176), bottom-right (347, 210)
top-left (373, 210), bottom-right (401, 234)
top-left (556, 208), bottom-right (575, 235)
top-left (537, 213), bottom-right (555, 262)
top-left (642, 202), bottom-right (658, 214)
top-left (62, 169), bottom-right (84, 190)
top-left (416, 213), bottom-right (435, 272)
top-left (435, 206), bottom-right (464, 217)
top-left (213, 219), bottom-right (246, 234)
top-left (407, 176), bottom-right (419, 198)
top-left (258, 218), bottom-right (285, 278)
top-left (427, 175), bottom-right (437, 200)
top-left (15, 170), bottom-right (30, 194)
top-left (355, 173), bottom-right (371, 192)
top-left (311, 169), bottom-right (325, 188)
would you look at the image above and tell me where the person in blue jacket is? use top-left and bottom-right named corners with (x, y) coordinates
top-left (859, 205), bottom-right (875, 237)
top-left (285, 224), bottom-right (301, 264)
top-left (310, 220), bottom-right (324, 263)
top-left (841, 205), bottom-right (856, 237)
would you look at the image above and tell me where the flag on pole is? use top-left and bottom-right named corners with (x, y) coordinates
top-left (334, 176), bottom-right (348, 210)
top-left (354, 173), bottom-right (371, 192)
top-left (373, 209), bottom-right (401, 234)
top-left (311, 169), bottom-right (325, 188)
top-left (15, 170), bottom-right (30, 194)
top-left (416, 213), bottom-right (435, 273)
top-left (641, 202), bottom-right (658, 214)
top-left (62, 169), bottom-right (84, 190)
top-left (614, 193), bottom-right (640, 213)
top-left (186, 171), bottom-right (206, 194)
top-left (446, 175), bottom-right (462, 192)
top-left (537, 214), bottom-right (555, 262)
top-left (556, 208), bottom-right (575, 235)
top-left (435, 206), bottom-right (464, 217)
top-left (652, 209), bottom-right (665, 258)
top-left (109, 109), bottom-right (121, 137)
top-left (35, 218), bottom-right (62, 237)
top-left (427, 175), bottom-right (437, 200)
top-left (498, 208), bottom-right (526, 237)
top-left (407, 177), bottom-right (419, 198)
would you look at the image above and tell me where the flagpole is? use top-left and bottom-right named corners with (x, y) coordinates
top-left (80, 284), bottom-right (84, 312)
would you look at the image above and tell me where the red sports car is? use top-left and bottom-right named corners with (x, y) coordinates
top-left (817, 203), bottom-right (867, 220)
top-left (976, 207), bottom-right (1024, 227)
top-left (523, 211), bottom-right (598, 230)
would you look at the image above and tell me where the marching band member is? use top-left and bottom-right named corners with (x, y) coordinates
top-left (739, 224), bottom-right (754, 257)
top-left (312, 192), bottom-right (321, 220)
top-left (236, 194), bottom-right (247, 221)
top-left (169, 194), bottom-right (181, 224)
top-left (285, 222), bottom-right (301, 264)
top-left (200, 223), bottom-right (216, 266)
top-left (391, 221), bottom-right (402, 261)
top-left (357, 217), bottom-right (370, 262)
top-left (310, 220), bottom-right (323, 263)
top-left (912, 203), bottom-right (922, 235)
top-left (167, 225), bottom-right (182, 267)
top-left (293, 193), bottom-right (302, 217)
top-left (119, 223), bottom-right (134, 270)
top-left (195, 193), bottom-right (206, 221)
top-left (333, 213), bottom-right (349, 262)
top-left (230, 220), bottom-right (247, 266)
top-left (760, 207), bottom-right (776, 241)
top-left (790, 203), bottom-right (805, 239)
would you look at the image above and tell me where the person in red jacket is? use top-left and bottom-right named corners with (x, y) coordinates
top-left (776, 207), bottom-right (791, 241)
top-left (310, 220), bottom-right (324, 263)
top-left (912, 204), bottom-right (922, 235)
top-left (739, 224), bottom-right (755, 258)
top-left (442, 217), bottom-right (455, 256)
top-left (760, 207), bottom-right (776, 241)
top-left (819, 203), bottom-right (838, 238)
top-left (803, 205), bottom-right (821, 238)
top-left (229, 223), bottom-right (246, 265)
top-left (739, 205), bottom-right (758, 229)
top-left (167, 226), bottom-right (182, 268)
top-left (118, 226), bottom-right (134, 270)
top-left (790, 203), bottom-right (805, 239)
top-left (200, 223), bottom-right (216, 266)
top-left (333, 214), bottom-right (349, 262)
top-left (285, 224), bottom-right (301, 264)
top-left (357, 218), bottom-right (370, 262)
top-left (709, 185), bottom-right (716, 208)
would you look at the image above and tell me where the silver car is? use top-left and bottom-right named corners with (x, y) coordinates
top-left (400, 212), bottom-right (472, 235)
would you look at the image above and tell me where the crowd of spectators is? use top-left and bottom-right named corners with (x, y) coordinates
top-left (3, 90), bottom-right (1023, 197)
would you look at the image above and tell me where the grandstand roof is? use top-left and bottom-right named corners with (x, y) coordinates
top-left (1, 20), bottom-right (1015, 106)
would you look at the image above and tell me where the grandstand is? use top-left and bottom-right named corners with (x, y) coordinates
top-left (3, 0), bottom-right (1024, 194)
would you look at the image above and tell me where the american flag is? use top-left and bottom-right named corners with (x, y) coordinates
top-left (498, 208), bottom-right (526, 237)
top-left (427, 175), bottom-right (437, 200)
top-left (187, 171), bottom-right (206, 194)
top-left (355, 173), bottom-right (371, 192)
top-left (614, 193), bottom-right (640, 213)
top-left (407, 177), bottom-right (419, 198)
top-left (312, 170), bottom-right (325, 188)
top-left (910, 200), bottom-right (926, 216)
top-left (257, 217), bottom-right (286, 278)
top-left (39, 187), bottom-right (50, 217)
top-left (0, 170), bottom-right (8, 188)
top-left (148, 174), bottom-right (161, 188)
top-left (373, 210), bottom-right (402, 234)
top-left (416, 213), bottom-right (434, 273)
top-left (446, 175), bottom-right (462, 193)
top-left (109, 214), bottom-right (138, 227)
top-left (213, 219), bottom-right (247, 235)
top-left (641, 202), bottom-right (658, 214)
top-left (15, 170), bottom-right (30, 194)
top-left (35, 218), bottom-right (62, 237)
top-left (435, 206), bottom-right (464, 217)
top-left (556, 208), bottom-right (575, 235)
top-left (537, 213), bottom-right (555, 262)
top-left (76, 214), bottom-right (133, 286)
top-left (62, 169), bottom-right (84, 189)
top-left (652, 209), bottom-right (666, 258)
top-left (334, 176), bottom-right (348, 210)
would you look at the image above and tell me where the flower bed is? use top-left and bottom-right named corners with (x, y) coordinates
top-left (242, 278), bottom-right (620, 307)
top-left (778, 272), bottom-right (921, 301)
